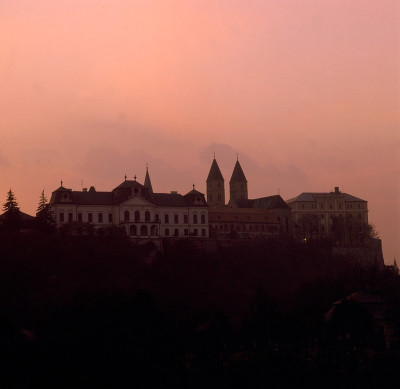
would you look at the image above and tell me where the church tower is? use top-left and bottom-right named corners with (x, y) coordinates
top-left (229, 159), bottom-right (248, 204)
top-left (206, 157), bottom-right (225, 206)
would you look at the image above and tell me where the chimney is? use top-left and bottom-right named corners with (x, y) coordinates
top-left (170, 191), bottom-right (178, 195)
top-left (83, 188), bottom-right (88, 192)
top-left (335, 186), bottom-right (340, 194)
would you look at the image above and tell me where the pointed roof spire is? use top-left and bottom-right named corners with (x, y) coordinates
top-left (207, 157), bottom-right (224, 182)
top-left (230, 159), bottom-right (247, 183)
top-left (394, 258), bottom-right (399, 274)
top-left (144, 165), bottom-right (153, 193)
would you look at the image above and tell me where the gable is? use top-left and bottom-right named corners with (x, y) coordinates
top-left (120, 195), bottom-right (155, 207)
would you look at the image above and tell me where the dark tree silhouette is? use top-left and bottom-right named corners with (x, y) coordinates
top-left (36, 190), bottom-right (55, 231)
top-left (36, 190), bottom-right (47, 214)
top-left (3, 189), bottom-right (19, 213)
top-left (2, 189), bottom-right (20, 231)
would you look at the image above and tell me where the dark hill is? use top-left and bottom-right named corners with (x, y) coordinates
top-left (0, 232), bottom-right (399, 388)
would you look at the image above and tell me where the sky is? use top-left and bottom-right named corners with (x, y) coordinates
top-left (0, 0), bottom-right (399, 263)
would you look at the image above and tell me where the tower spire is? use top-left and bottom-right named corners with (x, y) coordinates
top-left (206, 157), bottom-right (225, 206)
top-left (144, 164), bottom-right (153, 193)
top-left (229, 159), bottom-right (248, 204)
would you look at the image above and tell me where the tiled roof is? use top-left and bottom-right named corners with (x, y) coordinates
top-left (230, 160), bottom-right (247, 183)
top-left (71, 191), bottom-right (114, 205)
top-left (234, 195), bottom-right (290, 209)
top-left (207, 159), bottom-right (224, 181)
top-left (342, 193), bottom-right (367, 202)
top-left (53, 186), bottom-right (71, 192)
top-left (150, 193), bottom-right (188, 207)
top-left (113, 180), bottom-right (144, 190)
top-left (185, 189), bottom-right (204, 196)
top-left (286, 192), bottom-right (366, 203)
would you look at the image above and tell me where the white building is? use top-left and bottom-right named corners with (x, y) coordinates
top-left (49, 168), bottom-right (209, 240)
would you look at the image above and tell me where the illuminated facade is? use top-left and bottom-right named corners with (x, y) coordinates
top-left (49, 168), bottom-right (209, 240)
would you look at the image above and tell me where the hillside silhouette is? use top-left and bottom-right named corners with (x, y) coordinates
top-left (0, 231), bottom-right (399, 388)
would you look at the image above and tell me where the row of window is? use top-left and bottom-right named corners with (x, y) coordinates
top-left (59, 211), bottom-right (207, 225)
top-left (212, 224), bottom-right (279, 233)
top-left (320, 213), bottom-right (363, 220)
top-left (346, 204), bottom-right (362, 209)
top-left (164, 228), bottom-right (207, 237)
top-left (129, 225), bottom-right (158, 236)
top-left (128, 225), bottom-right (207, 237)
top-left (123, 211), bottom-right (206, 224)
top-left (59, 212), bottom-right (113, 223)
top-left (300, 203), bottom-right (363, 210)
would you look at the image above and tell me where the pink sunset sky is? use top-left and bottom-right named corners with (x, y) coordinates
top-left (0, 1), bottom-right (399, 263)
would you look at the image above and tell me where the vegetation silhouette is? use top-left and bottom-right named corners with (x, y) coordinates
top-left (1, 189), bottom-right (21, 232)
top-left (0, 231), bottom-right (399, 388)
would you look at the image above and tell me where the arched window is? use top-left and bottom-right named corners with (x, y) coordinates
top-left (124, 211), bottom-right (130, 221)
top-left (140, 225), bottom-right (148, 236)
top-left (130, 225), bottom-right (137, 236)
top-left (135, 211), bottom-right (140, 222)
top-left (151, 225), bottom-right (158, 236)
top-left (145, 211), bottom-right (150, 222)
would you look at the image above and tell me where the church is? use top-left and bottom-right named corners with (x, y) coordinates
top-left (49, 168), bottom-right (209, 241)
top-left (206, 157), bottom-right (292, 239)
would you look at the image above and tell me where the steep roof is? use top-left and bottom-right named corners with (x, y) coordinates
top-left (185, 189), bottom-right (204, 196)
top-left (286, 192), bottom-right (366, 203)
top-left (230, 160), bottom-right (247, 183)
top-left (49, 177), bottom-right (207, 208)
top-left (184, 188), bottom-right (208, 207)
top-left (71, 191), bottom-right (114, 205)
top-left (144, 168), bottom-right (153, 193)
top-left (113, 179), bottom-right (144, 190)
top-left (233, 195), bottom-right (290, 210)
top-left (150, 193), bottom-right (188, 207)
top-left (207, 158), bottom-right (224, 182)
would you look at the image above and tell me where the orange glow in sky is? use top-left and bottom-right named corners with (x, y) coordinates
top-left (0, 1), bottom-right (399, 262)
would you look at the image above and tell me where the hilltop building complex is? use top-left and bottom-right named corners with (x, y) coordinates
top-left (47, 158), bottom-right (370, 245)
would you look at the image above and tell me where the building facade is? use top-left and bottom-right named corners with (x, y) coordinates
top-left (286, 187), bottom-right (368, 241)
top-left (49, 169), bottom-right (209, 240)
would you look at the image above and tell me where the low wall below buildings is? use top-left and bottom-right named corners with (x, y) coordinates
top-left (333, 238), bottom-right (384, 268)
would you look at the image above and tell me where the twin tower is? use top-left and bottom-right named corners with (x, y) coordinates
top-left (206, 157), bottom-right (248, 207)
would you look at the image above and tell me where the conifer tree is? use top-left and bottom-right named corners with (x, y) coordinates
top-left (2, 189), bottom-right (20, 231)
top-left (36, 190), bottom-right (55, 230)
top-left (36, 190), bottom-right (47, 214)
top-left (2, 189), bottom-right (19, 213)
